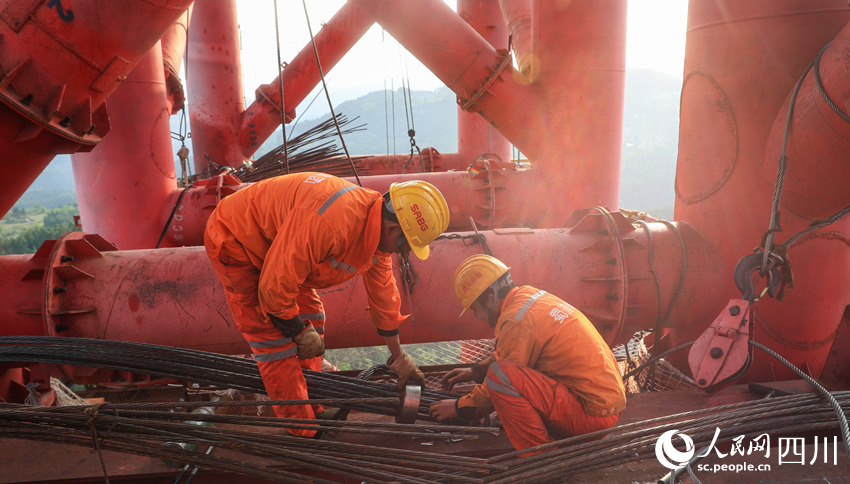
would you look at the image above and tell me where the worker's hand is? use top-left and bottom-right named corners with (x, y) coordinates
top-left (439, 367), bottom-right (477, 391)
top-left (429, 399), bottom-right (459, 422)
top-left (292, 325), bottom-right (325, 359)
top-left (387, 351), bottom-right (425, 389)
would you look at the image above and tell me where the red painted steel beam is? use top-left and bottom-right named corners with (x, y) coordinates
top-left (671, 0), bottom-right (850, 381)
top-left (456, 0), bottom-right (512, 164)
top-left (0, 215), bottom-right (725, 378)
top-left (70, 44), bottom-right (178, 250)
top-left (237, 1), bottom-right (375, 160)
top-left (0, 0), bottom-right (192, 217)
top-left (186, 0), bottom-right (246, 173)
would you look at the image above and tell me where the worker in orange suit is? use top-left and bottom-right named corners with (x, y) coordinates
top-left (204, 172), bottom-right (449, 437)
top-left (429, 254), bottom-right (626, 452)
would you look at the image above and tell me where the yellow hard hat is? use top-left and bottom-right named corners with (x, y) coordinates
top-left (388, 180), bottom-right (450, 260)
top-left (454, 254), bottom-right (510, 316)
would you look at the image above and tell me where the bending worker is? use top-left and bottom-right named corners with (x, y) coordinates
top-left (429, 254), bottom-right (626, 451)
top-left (204, 172), bottom-right (449, 437)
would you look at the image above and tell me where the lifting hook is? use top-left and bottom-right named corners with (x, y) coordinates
top-left (734, 252), bottom-right (781, 302)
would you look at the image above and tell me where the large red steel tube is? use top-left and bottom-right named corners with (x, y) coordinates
top-left (237, 1), bottom-right (375, 160)
top-left (186, 0), bottom-right (246, 173)
top-left (672, 0), bottom-right (850, 381)
top-left (529, 0), bottom-right (626, 217)
top-left (160, 169), bottom-right (550, 247)
top-left (456, 0), bottom-right (512, 164)
top-left (0, 0), bottom-right (192, 217)
top-left (764, 19), bottom-right (850, 220)
top-left (0, 214), bottom-right (724, 368)
top-left (71, 44), bottom-right (178, 250)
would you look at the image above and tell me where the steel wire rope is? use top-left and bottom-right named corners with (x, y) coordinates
top-left (272, 0), bottom-right (290, 173)
top-left (483, 393), bottom-right (850, 483)
top-left (749, 339), bottom-right (850, 461)
top-left (300, 0), bottom-right (361, 186)
top-left (758, 42), bottom-right (850, 301)
top-left (399, 47), bottom-right (424, 174)
top-left (760, 51), bottom-right (812, 276)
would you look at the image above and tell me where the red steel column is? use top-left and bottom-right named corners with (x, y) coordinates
top-left (237, 2), bottom-right (375, 159)
top-left (0, 0), bottom-right (192, 217)
top-left (187, 0), bottom-right (246, 172)
top-left (530, 0), bottom-right (627, 215)
top-left (71, 44), bottom-right (178, 250)
top-left (457, 0), bottom-right (512, 165)
top-left (672, 0), bottom-right (850, 381)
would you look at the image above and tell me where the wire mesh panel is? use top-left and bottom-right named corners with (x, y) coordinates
top-left (613, 331), bottom-right (695, 394)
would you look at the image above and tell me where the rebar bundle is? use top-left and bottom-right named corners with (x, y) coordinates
top-left (0, 336), bottom-right (459, 421)
top-left (2, 336), bottom-right (849, 483)
top-left (234, 114), bottom-right (368, 182)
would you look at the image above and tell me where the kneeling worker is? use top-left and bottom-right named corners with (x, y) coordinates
top-left (429, 254), bottom-right (626, 451)
top-left (205, 172), bottom-right (449, 437)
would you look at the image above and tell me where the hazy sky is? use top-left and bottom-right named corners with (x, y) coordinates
top-left (234, 1), bottom-right (688, 120)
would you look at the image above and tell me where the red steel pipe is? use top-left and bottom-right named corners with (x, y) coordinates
top-left (71, 44), bottom-right (178, 250)
top-left (671, 0), bottom-right (850, 381)
top-left (186, 0), bottom-right (247, 173)
top-left (0, 0), bottom-right (192, 217)
top-left (237, 1), bottom-right (375, 160)
top-left (160, 169), bottom-right (550, 247)
top-left (0, 214), bottom-right (724, 372)
top-left (456, 0), bottom-right (512, 164)
top-left (764, 19), bottom-right (850, 220)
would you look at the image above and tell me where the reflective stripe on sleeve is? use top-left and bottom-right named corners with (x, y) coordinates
top-left (317, 186), bottom-right (359, 215)
top-left (248, 336), bottom-right (293, 349)
top-left (485, 376), bottom-right (521, 398)
top-left (300, 312), bottom-right (326, 321)
top-left (514, 290), bottom-right (547, 321)
top-left (329, 256), bottom-right (357, 274)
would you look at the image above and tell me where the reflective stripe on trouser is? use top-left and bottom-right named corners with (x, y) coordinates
top-left (205, 235), bottom-right (321, 437)
top-left (486, 360), bottom-right (619, 452)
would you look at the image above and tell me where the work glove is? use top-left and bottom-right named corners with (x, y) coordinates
top-left (387, 351), bottom-right (425, 389)
top-left (292, 325), bottom-right (325, 359)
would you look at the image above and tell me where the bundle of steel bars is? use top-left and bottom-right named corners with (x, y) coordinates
top-left (0, 336), bottom-right (459, 420)
top-left (234, 114), bottom-right (368, 182)
top-left (2, 336), bottom-right (849, 482)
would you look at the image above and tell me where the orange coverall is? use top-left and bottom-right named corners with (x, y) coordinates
top-left (204, 173), bottom-right (406, 436)
top-left (457, 285), bottom-right (627, 451)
